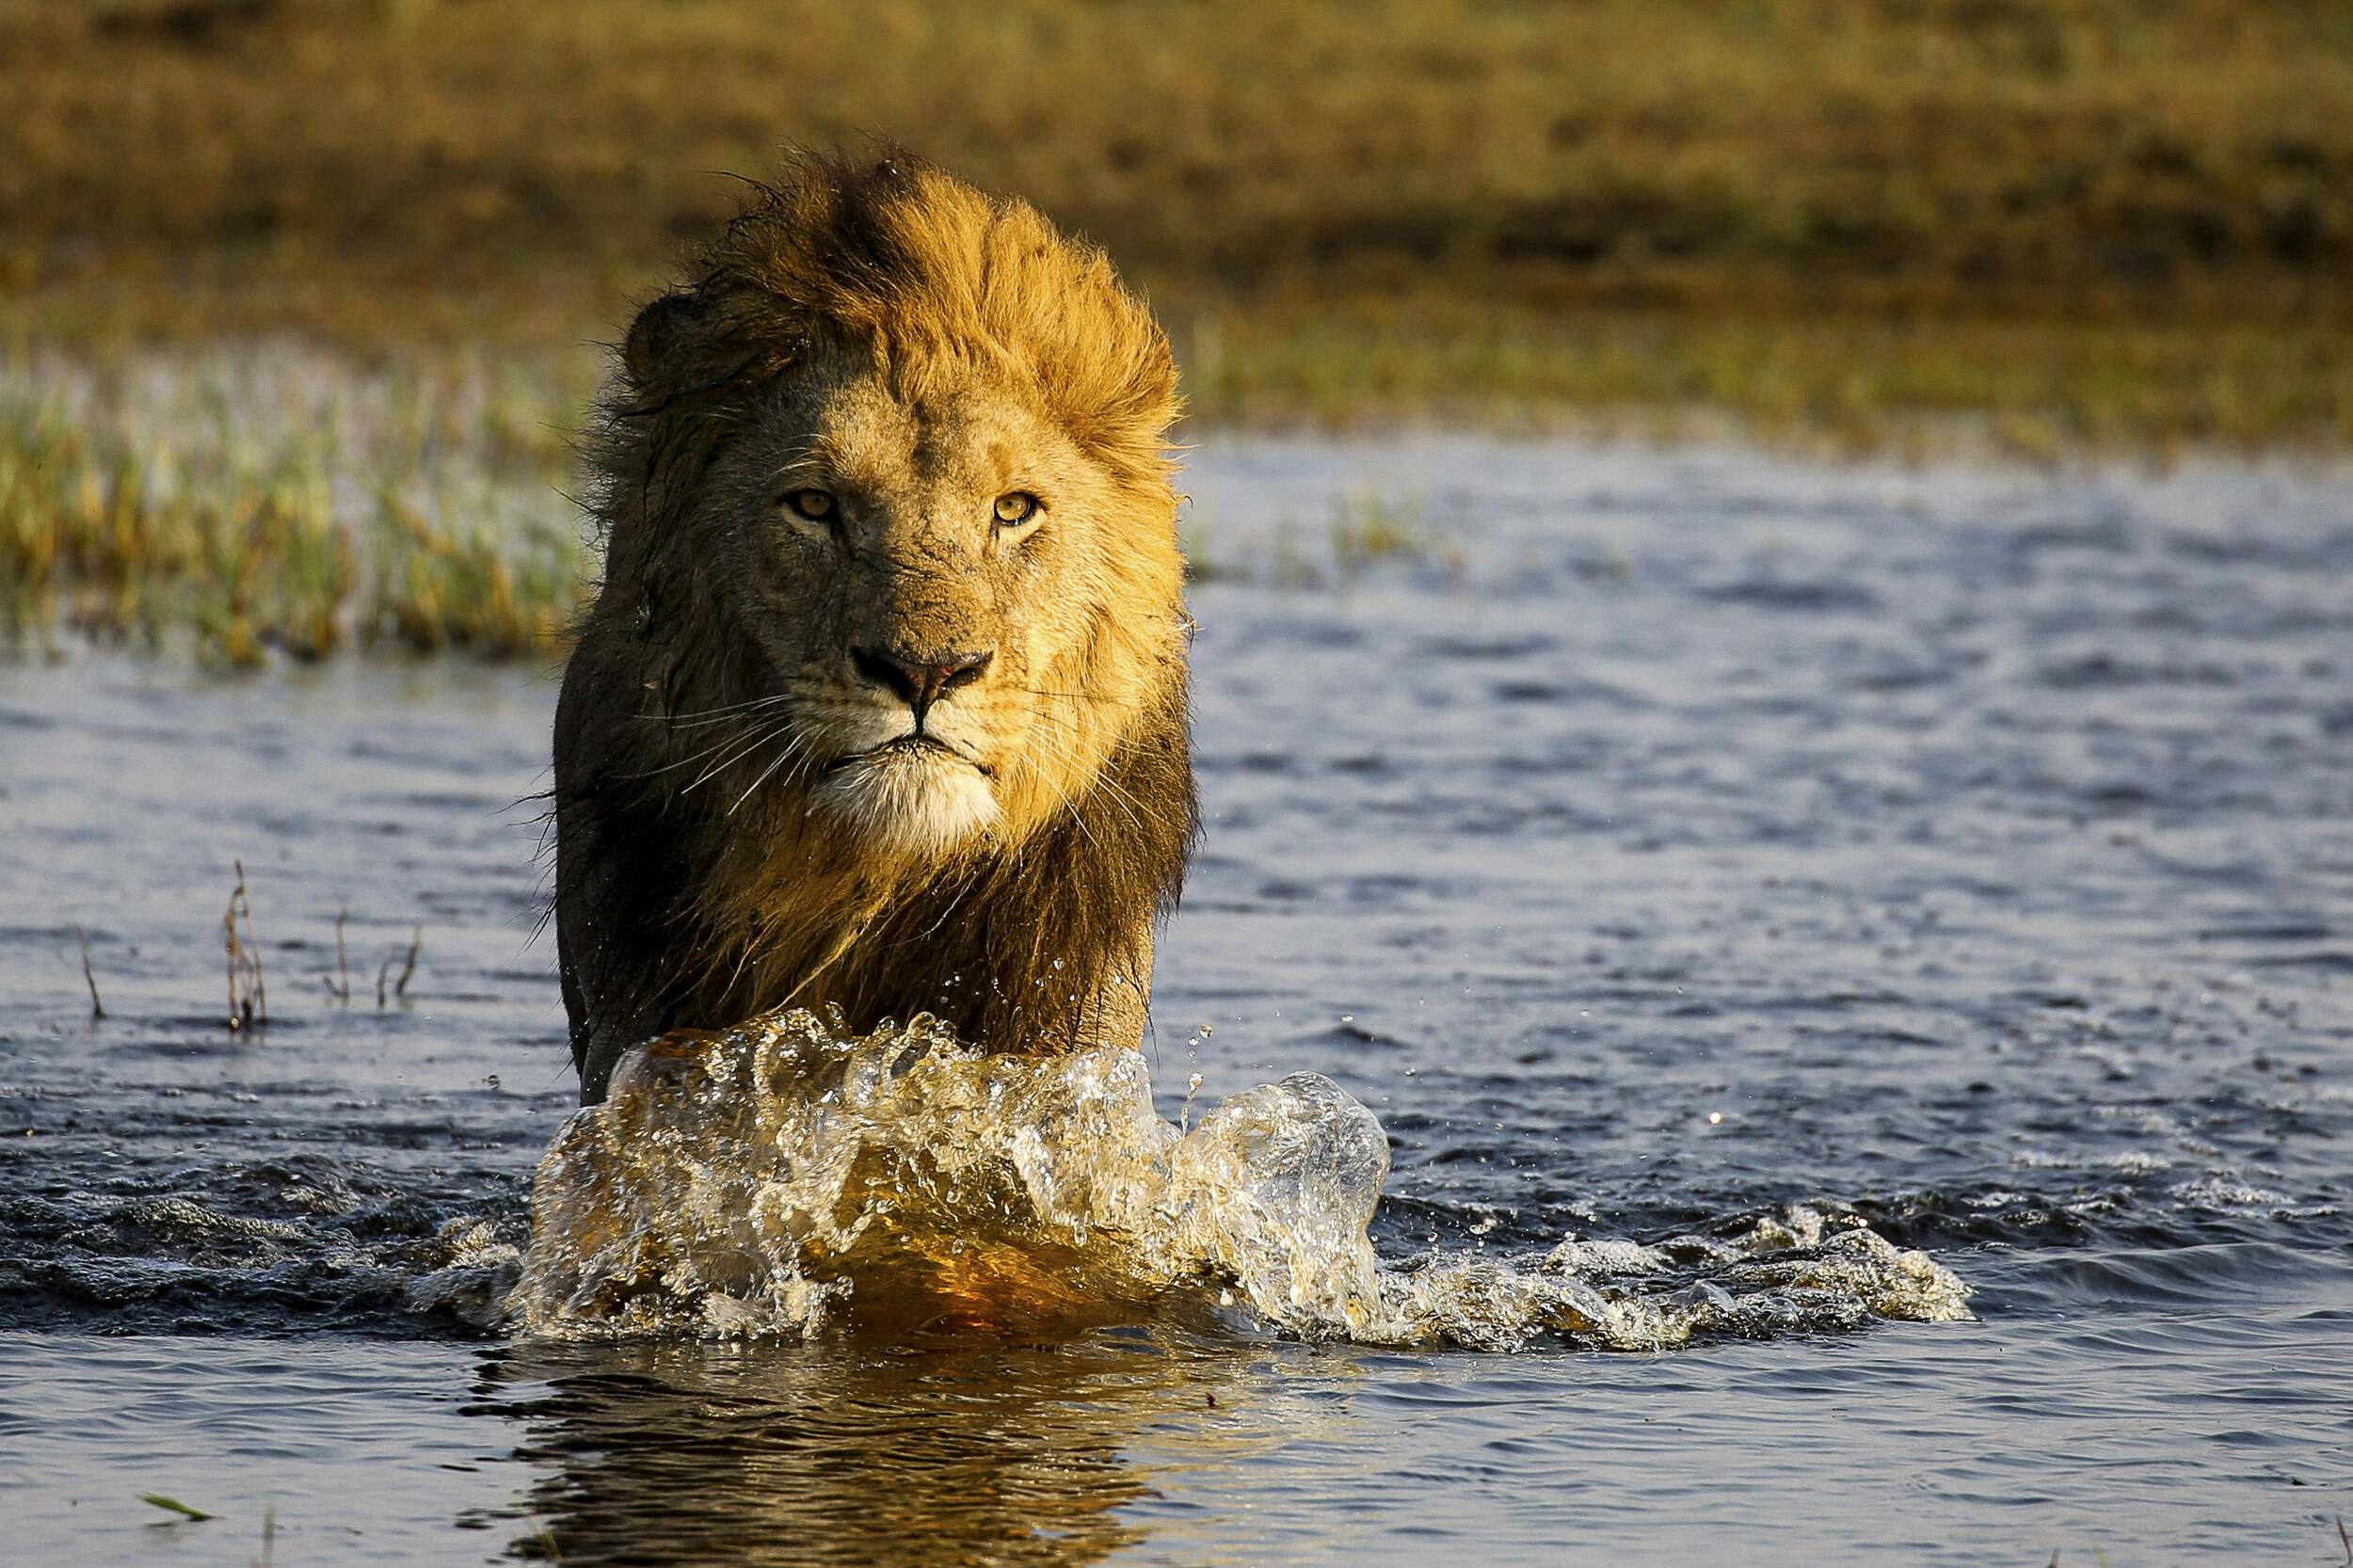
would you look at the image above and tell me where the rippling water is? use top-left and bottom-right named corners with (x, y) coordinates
top-left (512, 1009), bottom-right (1964, 1348)
top-left (3, 435), bottom-right (2349, 1565)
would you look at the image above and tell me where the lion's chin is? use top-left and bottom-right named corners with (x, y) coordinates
top-left (811, 748), bottom-right (1000, 857)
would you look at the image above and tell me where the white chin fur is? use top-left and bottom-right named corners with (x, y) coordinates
top-left (812, 752), bottom-right (1000, 856)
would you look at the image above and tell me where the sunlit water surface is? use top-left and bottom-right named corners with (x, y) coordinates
top-left (3, 435), bottom-right (2350, 1565)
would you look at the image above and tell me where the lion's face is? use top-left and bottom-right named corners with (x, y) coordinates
top-left (689, 354), bottom-right (1173, 858)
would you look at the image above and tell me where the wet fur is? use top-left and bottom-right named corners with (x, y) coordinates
top-left (555, 149), bottom-right (1196, 1102)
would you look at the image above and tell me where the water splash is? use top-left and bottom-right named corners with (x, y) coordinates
top-left (510, 1008), bottom-right (1969, 1349)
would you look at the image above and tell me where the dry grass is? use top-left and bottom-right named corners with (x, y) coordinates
top-left (11, 0), bottom-right (2351, 306)
top-left (1174, 291), bottom-right (2353, 453)
top-left (0, 344), bottom-right (593, 664)
top-left (1, 0), bottom-right (2347, 443)
top-left (4, 0), bottom-right (2351, 656)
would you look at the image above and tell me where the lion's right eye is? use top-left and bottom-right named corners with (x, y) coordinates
top-left (782, 489), bottom-right (837, 523)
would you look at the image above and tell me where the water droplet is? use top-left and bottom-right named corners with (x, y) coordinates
top-left (514, 1009), bottom-right (1973, 1347)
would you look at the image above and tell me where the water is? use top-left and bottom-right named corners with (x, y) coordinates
top-left (512, 1009), bottom-right (1963, 1347)
top-left (4, 434), bottom-right (2350, 1564)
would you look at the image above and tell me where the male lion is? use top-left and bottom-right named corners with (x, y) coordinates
top-left (553, 151), bottom-right (1196, 1103)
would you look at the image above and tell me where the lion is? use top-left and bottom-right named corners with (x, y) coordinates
top-left (552, 150), bottom-right (1197, 1104)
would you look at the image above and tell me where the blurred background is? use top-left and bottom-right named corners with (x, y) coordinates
top-left (3, 0), bottom-right (2350, 659)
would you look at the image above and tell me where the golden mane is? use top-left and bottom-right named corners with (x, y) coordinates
top-left (554, 149), bottom-right (1196, 1101)
top-left (610, 150), bottom-right (1176, 490)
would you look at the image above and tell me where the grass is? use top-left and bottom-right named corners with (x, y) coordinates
top-left (12, 1), bottom-right (2353, 306)
top-left (0, 345), bottom-right (593, 664)
top-left (1180, 490), bottom-right (1459, 590)
top-left (4, 0), bottom-right (2352, 655)
top-left (136, 1492), bottom-right (216, 1523)
top-left (1173, 294), bottom-right (2353, 455)
top-left (1329, 491), bottom-right (1464, 584)
top-left (0, 0), bottom-right (2347, 445)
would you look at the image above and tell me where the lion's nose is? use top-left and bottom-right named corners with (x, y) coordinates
top-left (852, 646), bottom-right (993, 724)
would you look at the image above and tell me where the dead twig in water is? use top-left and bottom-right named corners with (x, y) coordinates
top-left (395, 922), bottom-right (422, 1000)
top-left (245, 869), bottom-right (266, 1021)
top-left (2337, 1515), bottom-right (2350, 1568)
top-left (377, 924), bottom-right (423, 1007)
top-left (223, 860), bottom-right (265, 1030)
top-left (333, 908), bottom-right (350, 1004)
top-left (73, 924), bottom-right (104, 1019)
top-left (225, 881), bottom-right (248, 1029)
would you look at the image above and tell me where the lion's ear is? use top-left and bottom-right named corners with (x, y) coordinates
top-left (622, 291), bottom-right (707, 393)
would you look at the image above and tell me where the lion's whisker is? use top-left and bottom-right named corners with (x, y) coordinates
top-left (1021, 707), bottom-right (1170, 840)
top-left (727, 728), bottom-right (819, 816)
top-left (655, 693), bottom-right (794, 723)
top-left (1061, 793), bottom-right (1104, 856)
top-left (682, 719), bottom-right (795, 794)
top-left (656, 699), bottom-right (795, 731)
top-left (620, 732), bottom-right (753, 782)
top-left (1021, 722), bottom-right (1154, 842)
top-left (1084, 773), bottom-right (1155, 838)
top-left (623, 717), bottom-right (781, 782)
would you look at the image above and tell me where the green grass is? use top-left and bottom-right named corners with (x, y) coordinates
top-left (7, 1), bottom-right (2353, 656)
top-left (13, 0), bottom-right (2353, 312)
top-left (1169, 293), bottom-right (2353, 454)
top-left (1, 0), bottom-right (2349, 449)
top-left (136, 1493), bottom-right (216, 1523)
top-left (0, 346), bottom-right (594, 664)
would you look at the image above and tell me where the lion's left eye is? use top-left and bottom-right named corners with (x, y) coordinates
top-left (993, 492), bottom-right (1041, 527)
top-left (783, 489), bottom-right (837, 523)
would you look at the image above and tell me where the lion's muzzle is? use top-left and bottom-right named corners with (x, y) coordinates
top-left (850, 645), bottom-right (995, 729)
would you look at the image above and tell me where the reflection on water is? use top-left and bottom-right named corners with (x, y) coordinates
top-left (471, 1330), bottom-right (1281, 1567)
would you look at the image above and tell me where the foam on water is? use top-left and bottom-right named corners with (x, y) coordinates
top-left (509, 1008), bottom-right (1969, 1349)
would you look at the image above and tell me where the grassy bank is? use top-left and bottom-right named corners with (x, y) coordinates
top-left (0, 346), bottom-right (592, 664)
top-left (4, 0), bottom-right (2349, 443)
top-left (4, 0), bottom-right (2351, 659)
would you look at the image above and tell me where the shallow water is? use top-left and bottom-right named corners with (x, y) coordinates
top-left (511, 1008), bottom-right (1964, 1349)
top-left (4, 434), bottom-right (2351, 1564)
